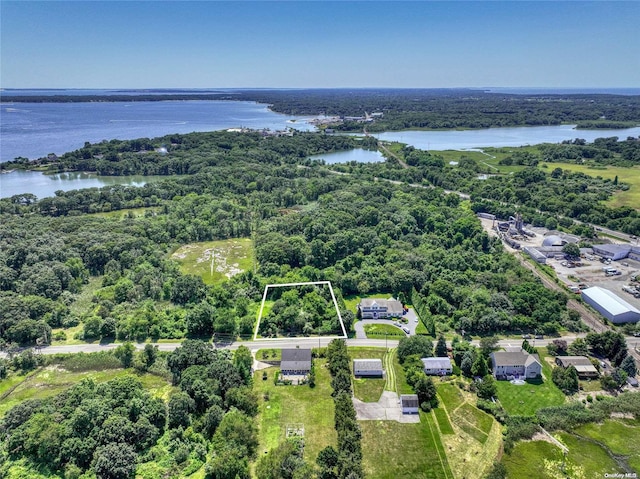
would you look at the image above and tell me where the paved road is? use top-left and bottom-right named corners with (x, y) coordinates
top-left (9, 334), bottom-right (639, 359)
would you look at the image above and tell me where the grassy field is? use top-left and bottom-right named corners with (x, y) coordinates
top-left (360, 413), bottom-right (454, 479)
top-left (89, 206), bottom-right (161, 219)
top-left (0, 367), bottom-right (174, 418)
top-left (253, 361), bottom-right (336, 463)
top-left (171, 238), bottom-right (254, 285)
top-left (502, 433), bottom-right (624, 479)
top-left (436, 381), bottom-right (502, 479)
top-left (575, 418), bottom-right (640, 472)
top-left (540, 161), bottom-right (640, 209)
top-left (350, 347), bottom-right (387, 402)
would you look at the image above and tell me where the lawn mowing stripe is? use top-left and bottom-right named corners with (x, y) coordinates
top-left (425, 411), bottom-right (454, 479)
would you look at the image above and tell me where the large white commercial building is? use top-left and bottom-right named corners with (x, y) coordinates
top-left (581, 286), bottom-right (640, 324)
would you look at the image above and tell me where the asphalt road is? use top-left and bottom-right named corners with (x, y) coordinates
top-left (8, 334), bottom-right (639, 359)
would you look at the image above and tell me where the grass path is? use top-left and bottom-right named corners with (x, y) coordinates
top-left (384, 348), bottom-right (396, 392)
top-left (424, 412), bottom-right (454, 479)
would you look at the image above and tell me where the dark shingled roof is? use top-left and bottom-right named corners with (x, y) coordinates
top-left (281, 349), bottom-right (312, 372)
top-left (400, 394), bottom-right (419, 408)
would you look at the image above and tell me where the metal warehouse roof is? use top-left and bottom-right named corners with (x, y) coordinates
top-left (592, 244), bottom-right (632, 255)
top-left (581, 287), bottom-right (640, 316)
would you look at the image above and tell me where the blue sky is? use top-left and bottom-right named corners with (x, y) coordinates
top-left (1, 1), bottom-right (638, 88)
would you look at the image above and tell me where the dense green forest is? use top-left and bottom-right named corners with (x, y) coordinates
top-left (0, 130), bottom-right (587, 350)
top-left (3, 89), bottom-right (639, 131)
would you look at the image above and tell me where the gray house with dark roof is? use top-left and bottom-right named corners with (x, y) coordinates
top-left (353, 359), bottom-right (384, 377)
top-left (490, 351), bottom-right (542, 380)
top-left (358, 298), bottom-right (404, 319)
top-left (281, 349), bottom-right (312, 376)
top-left (421, 357), bottom-right (453, 376)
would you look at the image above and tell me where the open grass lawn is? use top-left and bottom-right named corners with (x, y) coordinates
top-left (432, 407), bottom-right (454, 435)
top-left (350, 347), bottom-right (387, 402)
top-left (450, 403), bottom-right (493, 445)
top-left (437, 383), bottom-right (465, 411)
top-left (360, 412), bottom-right (454, 479)
top-left (575, 418), bottom-right (640, 472)
top-left (364, 323), bottom-right (404, 339)
top-left (0, 367), bottom-right (174, 418)
top-left (540, 161), bottom-right (640, 209)
top-left (495, 349), bottom-right (565, 416)
top-left (494, 378), bottom-right (565, 416)
top-left (171, 238), bottom-right (254, 285)
top-left (253, 360), bottom-right (336, 463)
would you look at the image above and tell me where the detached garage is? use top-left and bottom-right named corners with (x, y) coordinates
top-left (401, 394), bottom-right (419, 414)
top-left (581, 286), bottom-right (640, 324)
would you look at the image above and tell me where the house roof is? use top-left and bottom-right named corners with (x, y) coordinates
top-left (400, 394), bottom-right (419, 408)
top-left (421, 357), bottom-right (452, 369)
top-left (359, 298), bottom-right (404, 314)
top-left (353, 359), bottom-right (383, 370)
top-left (491, 351), bottom-right (540, 368)
top-left (281, 349), bottom-right (312, 371)
top-left (556, 356), bottom-right (593, 367)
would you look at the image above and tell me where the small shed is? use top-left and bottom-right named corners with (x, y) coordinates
top-left (400, 394), bottom-right (420, 414)
top-left (421, 357), bottom-right (453, 376)
top-left (353, 359), bottom-right (384, 377)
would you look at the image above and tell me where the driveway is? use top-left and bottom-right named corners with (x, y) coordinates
top-left (353, 390), bottom-right (420, 423)
top-left (353, 308), bottom-right (419, 339)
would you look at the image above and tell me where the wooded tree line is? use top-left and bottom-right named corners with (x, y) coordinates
top-left (4, 90), bottom-right (639, 132)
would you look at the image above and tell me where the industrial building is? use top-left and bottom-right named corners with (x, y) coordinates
top-left (630, 246), bottom-right (640, 262)
top-left (581, 287), bottom-right (640, 324)
top-left (592, 244), bottom-right (632, 261)
top-left (523, 246), bottom-right (547, 264)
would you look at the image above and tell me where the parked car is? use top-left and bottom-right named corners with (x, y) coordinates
top-left (402, 327), bottom-right (410, 334)
top-left (522, 334), bottom-right (531, 339)
top-left (535, 334), bottom-right (544, 339)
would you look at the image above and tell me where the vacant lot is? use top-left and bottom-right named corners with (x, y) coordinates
top-left (171, 238), bottom-right (253, 285)
top-left (253, 361), bottom-right (336, 463)
top-left (575, 418), bottom-right (640, 472)
top-left (360, 413), bottom-right (454, 479)
top-left (436, 381), bottom-right (501, 479)
top-left (0, 367), bottom-right (174, 419)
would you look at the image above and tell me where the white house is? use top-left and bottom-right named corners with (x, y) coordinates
top-left (490, 351), bottom-right (542, 380)
top-left (421, 357), bottom-right (453, 376)
top-left (358, 298), bottom-right (404, 319)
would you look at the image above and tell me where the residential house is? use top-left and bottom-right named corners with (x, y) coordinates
top-left (353, 359), bottom-right (384, 377)
top-left (280, 349), bottom-right (312, 377)
top-left (421, 357), bottom-right (453, 376)
top-left (555, 356), bottom-right (599, 378)
top-left (490, 351), bottom-right (542, 380)
top-left (358, 298), bottom-right (404, 319)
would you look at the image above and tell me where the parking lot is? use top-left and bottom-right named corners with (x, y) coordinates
top-left (548, 255), bottom-right (640, 310)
